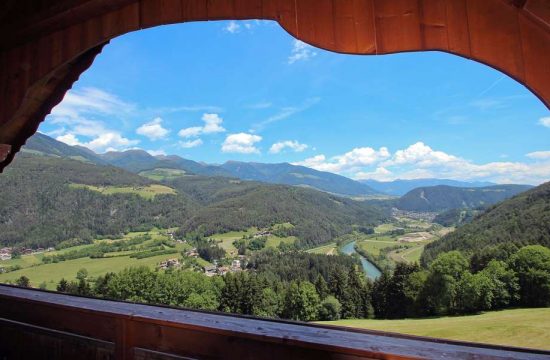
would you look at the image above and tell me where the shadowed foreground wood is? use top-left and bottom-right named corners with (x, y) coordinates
top-left (0, 285), bottom-right (549, 360)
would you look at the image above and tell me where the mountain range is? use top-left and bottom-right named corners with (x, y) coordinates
top-left (361, 178), bottom-right (496, 196)
top-left (24, 133), bottom-right (523, 199)
top-left (396, 184), bottom-right (533, 212)
top-left (2, 150), bottom-right (386, 249)
top-left (24, 133), bottom-right (381, 198)
top-left (5, 132), bottom-right (550, 266)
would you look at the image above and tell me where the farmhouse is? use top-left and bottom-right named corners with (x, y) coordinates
top-left (204, 265), bottom-right (217, 277)
top-left (231, 259), bottom-right (241, 270)
top-left (184, 248), bottom-right (198, 258)
top-left (253, 231), bottom-right (272, 238)
top-left (158, 258), bottom-right (181, 270)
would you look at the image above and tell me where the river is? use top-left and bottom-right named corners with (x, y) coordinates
top-left (341, 241), bottom-right (382, 280)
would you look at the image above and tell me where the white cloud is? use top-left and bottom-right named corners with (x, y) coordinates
top-left (147, 149), bottom-right (167, 156)
top-left (288, 40), bottom-right (317, 64)
top-left (48, 87), bottom-right (140, 153)
top-left (355, 167), bottom-right (394, 182)
top-left (179, 139), bottom-right (203, 149)
top-left (383, 142), bottom-right (459, 167)
top-left (526, 151), bottom-right (550, 160)
top-left (56, 133), bottom-right (81, 147)
top-left (57, 132), bottom-right (139, 153)
top-left (178, 126), bottom-right (203, 138)
top-left (222, 133), bottom-right (262, 154)
top-left (269, 140), bottom-right (308, 154)
top-left (294, 141), bottom-right (550, 185)
top-left (223, 20), bottom-right (270, 34)
top-left (178, 113), bottom-right (225, 139)
top-left (225, 21), bottom-right (240, 33)
top-left (293, 147), bottom-right (390, 173)
top-left (136, 117), bottom-right (170, 140)
top-left (293, 154), bottom-right (327, 168)
top-left (201, 113), bottom-right (225, 134)
top-left (51, 87), bottom-right (135, 120)
top-left (538, 117), bottom-right (550, 128)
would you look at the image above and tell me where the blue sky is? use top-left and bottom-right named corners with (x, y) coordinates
top-left (40, 20), bottom-right (550, 184)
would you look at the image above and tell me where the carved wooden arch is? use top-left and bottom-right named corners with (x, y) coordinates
top-left (0, 0), bottom-right (549, 172)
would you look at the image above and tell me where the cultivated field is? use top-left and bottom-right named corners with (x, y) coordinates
top-left (319, 308), bottom-right (550, 350)
top-left (69, 183), bottom-right (176, 199)
top-left (0, 229), bottom-right (190, 289)
top-left (0, 225), bottom-right (297, 288)
top-left (307, 243), bottom-right (337, 255)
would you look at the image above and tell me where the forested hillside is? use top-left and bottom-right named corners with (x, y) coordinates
top-left (219, 161), bottom-right (379, 197)
top-left (421, 182), bottom-right (550, 264)
top-left (22, 133), bottom-right (381, 197)
top-left (0, 154), bottom-right (387, 249)
top-left (397, 184), bottom-right (532, 212)
top-left (0, 154), bottom-right (195, 248)
top-left (22, 132), bottom-right (105, 164)
top-left (433, 207), bottom-right (486, 227)
top-left (177, 182), bottom-right (386, 247)
top-left (361, 178), bottom-right (494, 196)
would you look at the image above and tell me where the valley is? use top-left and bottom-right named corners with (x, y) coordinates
top-left (0, 133), bottom-right (549, 351)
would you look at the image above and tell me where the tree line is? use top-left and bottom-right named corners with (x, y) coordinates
top-left (11, 244), bottom-right (550, 322)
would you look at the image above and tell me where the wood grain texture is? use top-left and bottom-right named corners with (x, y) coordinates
top-left (0, 285), bottom-right (549, 360)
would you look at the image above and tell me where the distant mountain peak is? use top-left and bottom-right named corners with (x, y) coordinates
top-left (396, 184), bottom-right (533, 212)
top-left (21, 133), bottom-right (381, 197)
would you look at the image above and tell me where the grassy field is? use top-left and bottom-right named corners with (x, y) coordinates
top-left (374, 224), bottom-right (398, 233)
top-left (138, 168), bottom-right (187, 181)
top-left (69, 183), bottom-right (176, 199)
top-left (319, 308), bottom-right (550, 350)
top-left (357, 239), bottom-right (398, 256)
top-left (211, 228), bottom-right (259, 256)
top-left (307, 243), bottom-right (337, 255)
top-left (390, 245), bottom-right (425, 263)
top-left (211, 226), bottom-right (296, 256)
top-left (0, 247), bottom-right (188, 290)
top-left (0, 229), bottom-right (187, 289)
top-left (265, 235), bottom-right (297, 248)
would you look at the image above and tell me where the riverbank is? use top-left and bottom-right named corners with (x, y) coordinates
top-left (353, 244), bottom-right (386, 273)
top-left (340, 241), bottom-right (381, 279)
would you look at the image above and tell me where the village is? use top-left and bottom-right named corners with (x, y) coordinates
top-left (391, 208), bottom-right (437, 222)
top-left (159, 247), bottom-right (246, 277)
top-left (0, 246), bottom-right (55, 261)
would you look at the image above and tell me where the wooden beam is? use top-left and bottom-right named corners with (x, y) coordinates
top-left (0, 285), bottom-right (549, 360)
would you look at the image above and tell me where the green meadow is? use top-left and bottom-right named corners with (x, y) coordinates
top-left (69, 183), bottom-right (176, 199)
top-left (0, 229), bottom-right (187, 289)
top-left (318, 308), bottom-right (550, 350)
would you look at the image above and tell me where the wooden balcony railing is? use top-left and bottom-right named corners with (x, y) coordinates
top-left (0, 284), bottom-right (548, 360)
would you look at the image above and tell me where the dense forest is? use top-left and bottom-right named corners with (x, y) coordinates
top-left (396, 184), bottom-right (532, 212)
top-left (0, 154), bottom-right (386, 249)
top-left (12, 244), bottom-right (550, 322)
top-left (433, 207), bottom-right (486, 227)
top-left (0, 155), bottom-right (195, 247)
top-left (174, 180), bottom-right (386, 247)
top-left (422, 182), bottom-right (550, 265)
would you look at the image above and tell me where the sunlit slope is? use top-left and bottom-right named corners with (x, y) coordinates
top-left (422, 181), bottom-right (550, 264)
top-left (319, 308), bottom-right (550, 350)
